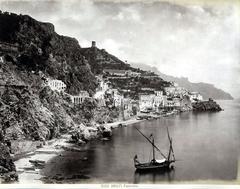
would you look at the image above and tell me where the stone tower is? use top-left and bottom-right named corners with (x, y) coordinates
top-left (91, 41), bottom-right (96, 48)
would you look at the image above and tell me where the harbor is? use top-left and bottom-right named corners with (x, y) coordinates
top-left (12, 100), bottom-right (239, 184)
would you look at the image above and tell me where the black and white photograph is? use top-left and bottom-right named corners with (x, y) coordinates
top-left (0, 0), bottom-right (239, 187)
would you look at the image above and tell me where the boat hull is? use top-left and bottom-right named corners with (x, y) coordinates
top-left (135, 161), bottom-right (171, 172)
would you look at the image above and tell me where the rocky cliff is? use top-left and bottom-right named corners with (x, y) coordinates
top-left (0, 143), bottom-right (18, 183)
top-left (192, 99), bottom-right (222, 111)
top-left (0, 11), bottom-right (103, 181)
top-left (0, 11), bottom-right (98, 95)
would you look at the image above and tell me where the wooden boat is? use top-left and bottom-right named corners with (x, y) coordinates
top-left (134, 127), bottom-right (176, 172)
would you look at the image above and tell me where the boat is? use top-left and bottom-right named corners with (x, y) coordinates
top-left (133, 127), bottom-right (176, 172)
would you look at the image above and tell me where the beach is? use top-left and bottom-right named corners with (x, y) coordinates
top-left (13, 117), bottom-right (145, 183)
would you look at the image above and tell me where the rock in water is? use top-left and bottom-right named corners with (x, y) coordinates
top-left (192, 99), bottom-right (222, 112)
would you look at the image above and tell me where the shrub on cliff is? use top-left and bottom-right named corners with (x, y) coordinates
top-left (0, 87), bottom-right (55, 141)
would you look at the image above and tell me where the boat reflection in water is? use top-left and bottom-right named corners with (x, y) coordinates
top-left (134, 166), bottom-right (175, 183)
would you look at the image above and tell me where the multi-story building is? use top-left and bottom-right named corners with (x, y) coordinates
top-left (139, 90), bottom-right (165, 111)
top-left (46, 79), bottom-right (66, 92)
top-left (105, 88), bottom-right (124, 107)
top-left (139, 94), bottom-right (155, 111)
top-left (153, 91), bottom-right (164, 111)
top-left (71, 91), bottom-right (90, 105)
top-left (113, 90), bottom-right (124, 107)
top-left (173, 97), bottom-right (181, 107)
top-left (164, 86), bottom-right (176, 96)
top-left (189, 92), bottom-right (203, 102)
top-left (94, 91), bottom-right (106, 107)
top-left (96, 75), bottom-right (110, 92)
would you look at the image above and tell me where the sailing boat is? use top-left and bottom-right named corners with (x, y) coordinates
top-left (134, 127), bottom-right (176, 171)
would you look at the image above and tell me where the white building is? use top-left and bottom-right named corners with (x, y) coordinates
top-left (105, 88), bottom-right (124, 107)
top-left (139, 94), bottom-right (155, 111)
top-left (71, 91), bottom-right (90, 105)
top-left (94, 91), bottom-right (106, 107)
top-left (47, 79), bottom-right (66, 92)
top-left (155, 90), bottom-right (163, 97)
top-left (189, 92), bottom-right (203, 102)
top-left (139, 91), bottom-right (164, 111)
top-left (96, 76), bottom-right (109, 92)
top-left (164, 86), bottom-right (176, 96)
top-left (173, 97), bottom-right (181, 107)
top-left (153, 91), bottom-right (163, 110)
top-left (162, 96), bottom-right (175, 108)
top-left (94, 75), bottom-right (110, 107)
top-left (112, 89), bottom-right (124, 107)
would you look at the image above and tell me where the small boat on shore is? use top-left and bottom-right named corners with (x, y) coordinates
top-left (133, 127), bottom-right (176, 172)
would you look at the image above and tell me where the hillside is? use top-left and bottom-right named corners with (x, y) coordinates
top-left (80, 42), bottom-right (171, 99)
top-left (132, 63), bottom-right (233, 100)
top-left (0, 11), bottom-right (98, 95)
top-left (80, 42), bottom-right (138, 74)
top-left (0, 10), bottom-right (120, 142)
top-left (0, 11), bottom-right (101, 182)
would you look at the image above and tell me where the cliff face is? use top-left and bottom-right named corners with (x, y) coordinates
top-left (0, 12), bottom-right (98, 95)
top-left (0, 11), bottom-right (102, 143)
top-left (132, 63), bottom-right (234, 100)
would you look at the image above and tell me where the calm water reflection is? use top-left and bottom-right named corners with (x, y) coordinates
top-left (43, 100), bottom-right (240, 183)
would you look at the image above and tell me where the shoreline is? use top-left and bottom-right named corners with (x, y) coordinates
top-left (12, 105), bottom-right (224, 184)
top-left (104, 117), bottom-right (145, 129)
top-left (13, 117), bottom-right (145, 184)
top-left (13, 134), bottom-right (72, 184)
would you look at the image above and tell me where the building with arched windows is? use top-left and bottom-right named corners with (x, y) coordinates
top-left (70, 91), bottom-right (90, 105)
top-left (46, 79), bottom-right (66, 92)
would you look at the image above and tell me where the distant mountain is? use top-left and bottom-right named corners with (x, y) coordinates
top-left (131, 63), bottom-right (233, 100)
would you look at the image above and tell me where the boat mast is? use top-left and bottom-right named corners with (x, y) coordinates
top-left (167, 139), bottom-right (172, 161)
top-left (152, 137), bottom-right (155, 161)
top-left (134, 126), bottom-right (167, 159)
top-left (167, 127), bottom-right (175, 162)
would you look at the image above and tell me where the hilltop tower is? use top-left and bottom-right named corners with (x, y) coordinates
top-left (91, 41), bottom-right (96, 48)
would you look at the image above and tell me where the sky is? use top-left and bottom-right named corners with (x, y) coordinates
top-left (0, 0), bottom-right (239, 98)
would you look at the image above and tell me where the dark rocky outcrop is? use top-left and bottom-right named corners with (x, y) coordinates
top-left (192, 99), bottom-right (222, 112)
top-left (0, 143), bottom-right (18, 183)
